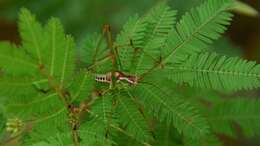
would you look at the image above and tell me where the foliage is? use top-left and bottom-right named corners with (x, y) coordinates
top-left (0, 0), bottom-right (260, 146)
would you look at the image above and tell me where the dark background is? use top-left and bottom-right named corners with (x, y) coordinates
top-left (0, 0), bottom-right (259, 63)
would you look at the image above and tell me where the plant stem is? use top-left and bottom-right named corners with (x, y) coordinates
top-left (87, 55), bottom-right (111, 70)
top-left (37, 65), bottom-right (81, 146)
top-left (103, 24), bottom-right (118, 87)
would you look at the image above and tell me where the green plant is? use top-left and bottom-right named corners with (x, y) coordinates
top-left (0, 0), bottom-right (260, 145)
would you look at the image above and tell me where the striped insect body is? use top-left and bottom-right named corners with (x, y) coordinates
top-left (95, 72), bottom-right (112, 84)
top-left (95, 71), bottom-right (138, 86)
top-left (114, 71), bottom-right (138, 85)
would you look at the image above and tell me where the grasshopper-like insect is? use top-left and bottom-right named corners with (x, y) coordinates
top-left (95, 71), bottom-right (138, 87)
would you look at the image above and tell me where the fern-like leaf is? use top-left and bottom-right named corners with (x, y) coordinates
top-left (116, 91), bottom-right (152, 142)
top-left (80, 33), bottom-right (111, 72)
top-left (207, 98), bottom-right (260, 137)
top-left (0, 42), bottom-right (38, 75)
top-left (152, 123), bottom-right (181, 146)
top-left (45, 18), bottom-right (75, 85)
top-left (164, 0), bottom-right (233, 64)
top-left (1, 9), bottom-right (76, 143)
top-left (183, 135), bottom-right (221, 146)
top-left (144, 3), bottom-right (177, 40)
top-left (19, 8), bottom-right (46, 65)
top-left (5, 92), bottom-right (68, 142)
top-left (28, 108), bottom-right (69, 143)
top-left (168, 52), bottom-right (260, 91)
top-left (133, 83), bottom-right (209, 139)
top-left (60, 36), bottom-right (75, 88)
top-left (30, 133), bottom-right (72, 146)
top-left (91, 93), bottom-right (116, 135)
top-left (135, 4), bottom-right (177, 74)
top-left (116, 15), bottom-right (147, 72)
top-left (6, 93), bottom-right (60, 118)
top-left (68, 71), bottom-right (94, 102)
top-left (79, 116), bottom-right (116, 145)
top-left (0, 76), bottom-right (36, 96)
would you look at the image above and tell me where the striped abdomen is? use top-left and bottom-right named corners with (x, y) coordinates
top-left (95, 72), bottom-right (112, 84)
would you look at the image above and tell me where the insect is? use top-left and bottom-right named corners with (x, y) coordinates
top-left (95, 71), bottom-right (138, 87)
top-left (114, 71), bottom-right (138, 85)
top-left (95, 72), bottom-right (113, 84)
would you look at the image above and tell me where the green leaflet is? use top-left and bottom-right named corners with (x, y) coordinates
top-left (0, 8), bottom-right (76, 144)
top-left (45, 18), bottom-right (75, 85)
top-left (207, 99), bottom-right (260, 137)
top-left (21, 108), bottom-right (70, 145)
top-left (0, 76), bottom-right (37, 96)
top-left (18, 8), bottom-right (76, 87)
top-left (79, 117), bottom-right (115, 146)
top-left (28, 108), bottom-right (69, 143)
top-left (135, 4), bottom-right (177, 74)
top-left (91, 93), bottom-right (116, 128)
top-left (29, 133), bottom-right (72, 146)
top-left (144, 3), bottom-right (177, 40)
top-left (116, 3), bottom-right (176, 72)
top-left (116, 91), bottom-right (152, 142)
top-left (80, 33), bottom-right (108, 67)
top-left (0, 42), bottom-right (38, 76)
top-left (59, 36), bottom-right (75, 88)
top-left (6, 93), bottom-right (61, 118)
top-left (116, 15), bottom-right (147, 72)
top-left (79, 120), bottom-right (115, 146)
top-left (19, 8), bottom-right (46, 65)
top-left (80, 32), bottom-right (112, 73)
top-left (164, 0), bottom-right (233, 64)
top-left (133, 83), bottom-right (210, 139)
top-left (151, 122), bottom-right (182, 146)
top-left (68, 71), bottom-right (94, 102)
top-left (114, 133), bottom-right (144, 146)
top-left (81, 93), bottom-right (117, 145)
top-left (116, 14), bottom-right (147, 48)
top-left (168, 52), bottom-right (260, 91)
top-left (5, 92), bottom-right (68, 140)
top-left (183, 135), bottom-right (221, 146)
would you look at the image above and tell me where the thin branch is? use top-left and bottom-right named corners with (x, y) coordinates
top-left (37, 63), bottom-right (81, 146)
top-left (103, 24), bottom-right (116, 67)
top-left (87, 55), bottom-right (111, 70)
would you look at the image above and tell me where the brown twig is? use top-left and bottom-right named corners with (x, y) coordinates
top-left (103, 24), bottom-right (117, 69)
top-left (37, 62), bottom-right (81, 146)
